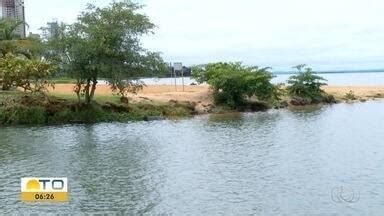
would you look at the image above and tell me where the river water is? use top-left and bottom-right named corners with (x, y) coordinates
top-left (1, 101), bottom-right (384, 215)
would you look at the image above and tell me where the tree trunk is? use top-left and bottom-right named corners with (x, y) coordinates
top-left (89, 78), bottom-right (97, 102)
top-left (75, 90), bottom-right (81, 103)
top-left (74, 78), bottom-right (83, 103)
top-left (84, 79), bottom-right (91, 105)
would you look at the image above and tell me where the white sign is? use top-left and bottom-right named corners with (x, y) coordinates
top-left (174, 62), bottom-right (183, 71)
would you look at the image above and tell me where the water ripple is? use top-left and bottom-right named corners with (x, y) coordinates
top-left (1, 101), bottom-right (384, 215)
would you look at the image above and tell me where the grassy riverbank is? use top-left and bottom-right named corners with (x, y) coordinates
top-left (1, 84), bottom-right (384, 125)
top-left (0, 91), bottom-right (197, 125)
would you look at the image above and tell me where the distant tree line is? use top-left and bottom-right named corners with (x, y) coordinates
top-left (165, 65), bottom-right (192, 77)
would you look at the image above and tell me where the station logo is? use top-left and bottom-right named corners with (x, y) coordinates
top-left (21, 178), bottom-right (68, 202)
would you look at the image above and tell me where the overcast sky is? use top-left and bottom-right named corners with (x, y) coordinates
top-left (26, 0), bottom-right (384, 70)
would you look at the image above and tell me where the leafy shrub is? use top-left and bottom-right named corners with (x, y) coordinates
top-left (192, 62), bottom-right (279, 107)
top-left (20, 106), bottom-right (47, 124)
top-left (345, 90), bottom-right (357, 100)
top-left (76, 104), bottom-right (110, 123)
top-left (49, 108), bottom-right (75, 123)
top-left (0, 54), bottom-right (56, 92)
top-left (19, 59), bottom-right (56, 93)
top-left (287, 64), bottom-right (327, 103)
top-left (0, 108), bottom-right (6, 124)
top-left (11, 106), bottom-right (47, 125)
top-left (109, 79), bottom-right (146, 104)
top-left (0, 54), bottom-right (26, 90)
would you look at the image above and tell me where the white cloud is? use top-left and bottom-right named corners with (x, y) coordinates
top-left (27, 0), bottom-right (384, 70)
top-left (142, 0), bottom-right (384, 70)
top-left (26, 0), bottom-right (110, 33)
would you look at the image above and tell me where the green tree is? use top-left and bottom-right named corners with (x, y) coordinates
top-left (40, 21), bottom-right (70, 65)
top-left (287, 64), bottom-right (327, 103)
top-left (110, 79), bottom-right (146, 103)
top-left (0, 54), bottom-right (56, 93)
top-left (0, 53), bottom-right (26, 90)
top-left (0, 18), bottom-right (27, 56)
top-left (0, 18), bottom-right (52, 90)
top-left (43, 2), bottom-right (166, 104)
top-left (19, 58), bottom-right (56, 93)
top-left (0, 18), bottom-right (24, 40)
top-left (192, 62), bottom-right (279, 107)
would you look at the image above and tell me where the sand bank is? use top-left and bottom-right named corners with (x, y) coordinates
top-left (51, 84), bottom-right (384, 102)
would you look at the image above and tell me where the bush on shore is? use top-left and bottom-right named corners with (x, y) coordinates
top-left (0, 54), bottom-right (56, 92)
top-left (344, 90), bottom-right (357, 100)
top-left (192, 62), bottom-right (280, 108)
top-left (286, 65), bottom-right (333, 104)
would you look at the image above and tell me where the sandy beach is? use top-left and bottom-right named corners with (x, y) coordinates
top-left (322, 86), bottom-right (384, 99)
top-left (51, 84), bottom-right (384, 104)
top-left (52, 84), bottom-right (211, 103)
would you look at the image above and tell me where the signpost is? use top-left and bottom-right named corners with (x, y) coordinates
top-left (174, 62), bottom-right (184, 91)
top-left (172, 62), bottom-right (177, 91)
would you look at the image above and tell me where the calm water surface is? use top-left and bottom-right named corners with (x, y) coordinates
top-left (1, 101), bottom-right (384, 215)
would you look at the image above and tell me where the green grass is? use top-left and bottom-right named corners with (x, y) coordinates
top-left (52, 77), bottom-right (77, 84)
top-left (0, 90), bottom-right (195, 125)
top-left (0, 90), bottom-right (22, 99)
top-left (49, 92), bottom-right (122, 104)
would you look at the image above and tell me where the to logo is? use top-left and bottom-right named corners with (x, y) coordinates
top-left (21, 178), bottom-right (68, 202)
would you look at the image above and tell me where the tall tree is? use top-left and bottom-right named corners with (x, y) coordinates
top-left (43, 2), bottom-right (166, 104)
top-left (40, 22), bottom-right (70, 63)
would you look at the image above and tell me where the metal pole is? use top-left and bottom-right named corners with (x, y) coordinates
top-left (182, 67), bottom-right (185, 92)
top-left (174, 67), bottom-right (177, 91)
top-left (170, 62), bottom-right (173, 87)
